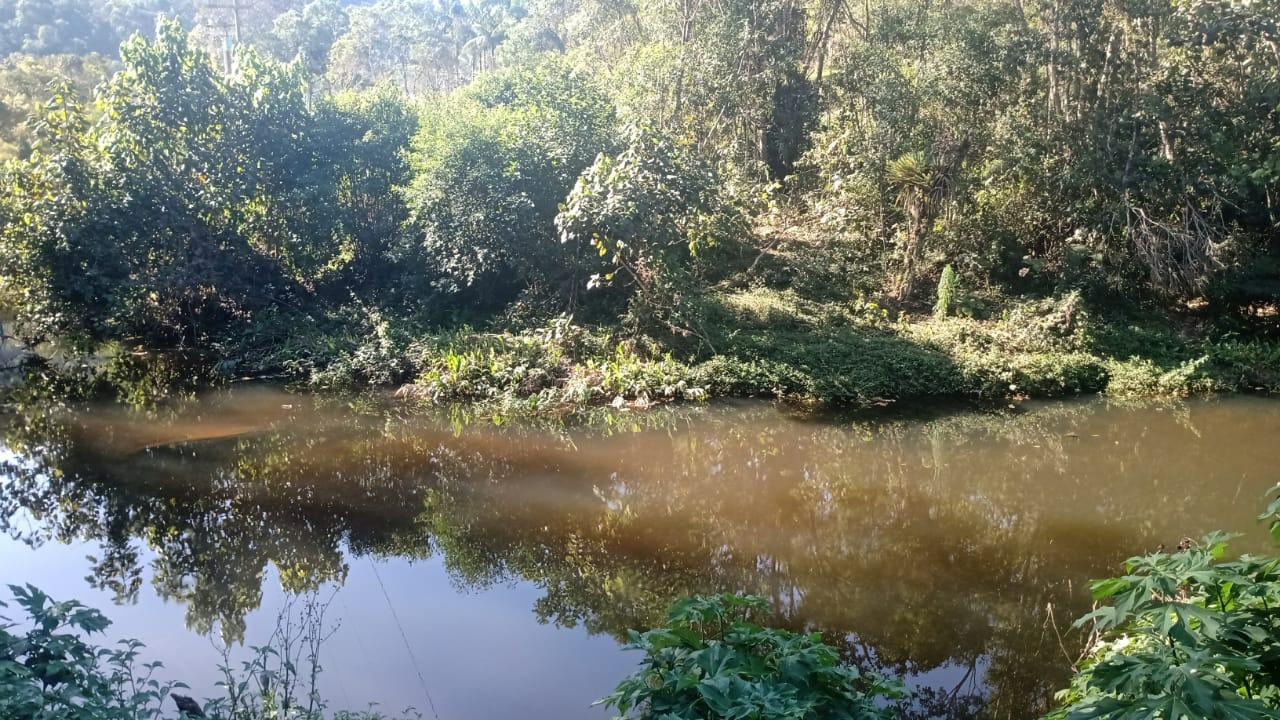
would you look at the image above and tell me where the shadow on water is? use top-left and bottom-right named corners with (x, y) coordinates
top-left (3, 389), bottom-right (1280, 719)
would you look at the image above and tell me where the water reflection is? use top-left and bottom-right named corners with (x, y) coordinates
top-left (3, 390), bottom-right (1279, 719)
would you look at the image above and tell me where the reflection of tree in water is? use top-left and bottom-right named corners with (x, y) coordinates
top-left (3, 394), bottom-right (1278, 719)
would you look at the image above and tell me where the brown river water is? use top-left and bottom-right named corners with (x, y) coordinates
top-left (2, 389), bottom-right (1279, 719)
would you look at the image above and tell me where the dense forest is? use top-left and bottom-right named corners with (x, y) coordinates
top-left (1, 0), bottom-right (1279, 407)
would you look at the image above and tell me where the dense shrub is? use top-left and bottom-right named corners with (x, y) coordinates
top-left (400, 59), bottom-right (617, 318)
top-left (396, 324), bottom-right (707, 410)
top-left (557, 125), bottom-right (751, 340)
top-left (603, 593), bottom-right (904, 720)
top-left (0, 22), bottom-right (417, 351)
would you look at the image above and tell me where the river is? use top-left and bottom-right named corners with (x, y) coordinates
top-left (2, 389), bottom-right (1278, 719)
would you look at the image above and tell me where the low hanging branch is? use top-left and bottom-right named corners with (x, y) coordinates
top-left (1124, 195), bottom-right (1229, 298)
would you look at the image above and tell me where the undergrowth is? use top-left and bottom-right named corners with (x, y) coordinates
top-left (7, 291), bottom-right (1280, 411)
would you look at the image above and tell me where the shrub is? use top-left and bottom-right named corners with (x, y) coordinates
top-left (308, 311), bottom-right (419, 389)
top-left (0, 23), bottom-right (418, 351)
top-left (399, 324), bottom-right (706, 409)
top-left (1045, 527), bottom-right (1280, 719)
top-left (400, 59), bottom-right (617, 316)
top-left (934, 264), bottom-right (959, 318)
top-left (1102, 357), bottom-right (1216, 398)
top-left (1203, 339), bottom-right (1280, 392)
top-left (602, 593), bottom-right (904, 720)
top-left (0, 583), bottom-right (185, 720)
top-left (557, 125), bottom-right (750, 339)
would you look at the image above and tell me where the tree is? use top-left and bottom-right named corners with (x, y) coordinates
top-left (400, 58), bottom-right (617, 318)
top-left (1, 21), bottom-right (417, 349)
top-left (457, 0), bottom-right (525, 73)
top-left (0, 52), bottom-right (111, 161)
top-left (886, 141), bottom-right (967, 304)
top-left (559, 0), bottom-right (811, 177)
top-left (557, 125), bottom-right (748, 338)
top-left (267, 0), bottom-right (349, 78)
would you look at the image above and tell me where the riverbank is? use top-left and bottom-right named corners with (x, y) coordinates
top-left (5, 289), bottom-right (1278, 414)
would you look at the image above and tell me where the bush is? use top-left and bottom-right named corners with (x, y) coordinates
top-left (0, 23), bottom-right (418, 351)
top-left (398, 324), bottom-right (706, 410)
top-left (0, 583), bottom-right (185, 720)
top-left (400, 59), bottom-right (617, 317)
top-left (307, 310), bottom-right (420, 390)
top-left (602, 593), bottom-right (904, 720)
top-left (1045, 493), bottom-right (1280, 720)
top-left (934, 264), bottom-right (959, 318)
top-left (1102, 357), bottom-right (1216, 397)
top-left (557, 125), bottom-right (750, 339)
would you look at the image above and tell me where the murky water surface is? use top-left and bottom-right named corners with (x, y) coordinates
top-left (3, 390), bottom-right (1279, 719)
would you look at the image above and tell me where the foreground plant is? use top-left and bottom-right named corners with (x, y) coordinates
top-left (1045, 493), bottom-right (1280, 720)
top-left (0, 583), bottom-right (184, 720)
top-left (0, 584), bottom-right (416, 720)
top-left (601, 593), bottom-right (904, 720)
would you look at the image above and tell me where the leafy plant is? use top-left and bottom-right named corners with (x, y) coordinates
top-left (934, 265), bottom-right (959, 318)
top-left (557, 125), bottom-right (748, 342)
top-left (400, 58), bottom-right (616, 314)
top-left (0, 583), bottom-right (185, 720)
top-left (0, 583), bottom-right (419, 720)
top-left (602, 593), bottom-right (905, 720)
top-left (1045, 494), bottom-right (1280, 720)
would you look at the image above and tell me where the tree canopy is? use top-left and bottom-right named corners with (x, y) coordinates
top-left (0, 0), bottom-right (1276, 402)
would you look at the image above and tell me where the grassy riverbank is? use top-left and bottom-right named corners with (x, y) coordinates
top-left (384, 292), bottom-right (1280, 410)
top-left (10, 288), bottom-right (1278, 414)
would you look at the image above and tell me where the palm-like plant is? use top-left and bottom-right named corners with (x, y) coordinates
top-left (885, 143), bottom-right (964, 303)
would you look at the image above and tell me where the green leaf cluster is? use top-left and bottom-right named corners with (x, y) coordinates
top-left (0, 583), bottom-right (184, 720)
top-left (602, 593), bottom-right (904, 720)
top-left (1047, 527), bottom-right (1280, 720)
top-left (0, 21), bottom-right (417, 351)
top-left (557, 125), bottom-right (749, 337)
top-left (400, 58), bottom-right (617, 316)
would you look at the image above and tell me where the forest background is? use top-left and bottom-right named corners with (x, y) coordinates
top-left (1, 0), bottom-right (1278, 409)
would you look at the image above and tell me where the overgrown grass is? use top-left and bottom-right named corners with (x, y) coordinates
top-left (396, 326), bottom-right (706, 413)
top-left (694, 287), bottom-right (1280, 405)
top-left (7, 289), bottom-right (1280, 412)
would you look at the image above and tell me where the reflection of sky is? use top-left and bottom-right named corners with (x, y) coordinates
top-left (0, 534), bottom-right (636, 719)
top-left (9, 394), bottom-right (1280, 719)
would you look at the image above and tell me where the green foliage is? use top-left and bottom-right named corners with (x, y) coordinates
top-left (0, 21), bottom-right (417, 351)
top-left (307, 310), bottom-right (419, 390)
top-left (697, 289), bottom-right (961, 403)
top-left (395, 322), bottom-right (707, 411)
top-left (0, 583), bottom-right (184, 720)
top-left (266, 0), bottom-right (349, 77)
top-left (0, 584), bottom-right (418, 720)
top-left (1102, 358), bottom-right (1217, 398)
top-left (401, 59), bottom-right (617, 315)
top-left (0, 52), bottom-right (111, 161)
top-left (3, 0), bottom-right (1280, 410)
top-left (0, 0), bottom-right (185, 57)
top-left (557, 125), bottom-right (749, 336)
top-left (101, 348), bottom-right (220, 406)
top-left (1045, 531), bottom-right (1280, 720)
top-left (602, 593), bottom-right (904, 720)
top-left (934, 265), bottom-right (959, 318)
